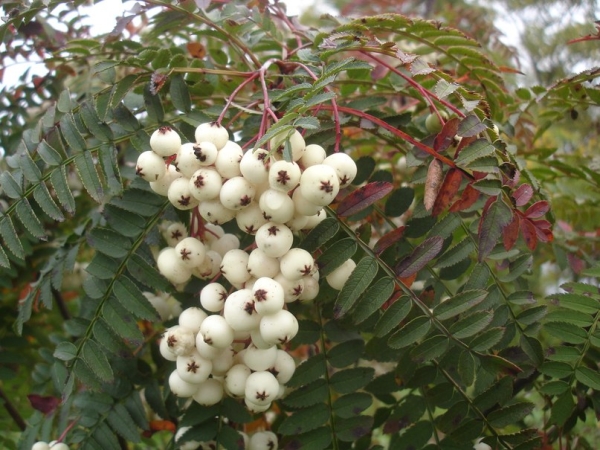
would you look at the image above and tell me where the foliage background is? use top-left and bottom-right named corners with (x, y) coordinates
top-left (0, 0), bottom-right (599, 449)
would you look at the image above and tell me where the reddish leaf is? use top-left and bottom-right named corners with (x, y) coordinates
top-left (520, 217), bottom-right (538, 251)
top-left (432, 169), bottom-right (463, 217)
top-left (502, 212), bottom-right (520, 251)
top-left (424, 159), bottom-right (443, 211)
top-left (337, 181), bottom-right (393, 217)
top-left (399, 273), bottom-right (417, 288)
top-left (434, 117), bottom-right (460, 152)
top-left (512, 184), bottom-right (533, 207)
top-left (28, 394), bottom-right (59, 415)
top-left (568, 253), bottom-right (585, 274)
top-left (187, 42), bottom-right (207, 58)
top-left (531, 219), bottom-right (553, 243)
top-left (478, 196), bottom-right (513, 262)
top-left (373, 227), bottom-right (405, 255)
top-left (395, 236), bottom-right (444, 278)
top-left (449, 183), bottom-right (480, 212)
top-left (524, 200), bottom-right (549, 219)
top-left (457, 114), bottom-right (487, 137)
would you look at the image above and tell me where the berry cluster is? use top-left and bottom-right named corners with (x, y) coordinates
top-left (176, 427), bottom-right (277, 450)
top-left (138, 122), bottom-right (357, 443)
top-left (31, 441), bottom-right (69, 450)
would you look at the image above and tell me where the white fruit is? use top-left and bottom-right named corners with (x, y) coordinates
top-left (220, 176), bottom-right (256, 210)
top-left (159, 334), bottom-right (178, 361)
top-left (255, 222), bottom-right (293, 258)
top-left (247, 248), bottom-right (280, 279)
top-left (195, 122), bottom-right (229, 150)
top-left (157, 247), bottom-right (192, 284)
top-left (244, 398), bottom-right (271, 413)
top-left (150, 164), bottom-right (182, 196)
top-left (244, 370), bottom-right (280, 406)
top-left (32, 442), bottom-right (50, 450)
top-left (279, 248), bottom-right (314, 281)
top-left (176, 351), bottom-right (212, 384)
top-left (48, 444), bottom-right (69, 450)
top-left (210, 347), bottom-right (235, 376)
top-left (200, 283), bottom-right (228, 312)
top-left (223, 289), bottom-right (261, 332)
top-left (270, 128), bottom-right (305, 161)
top-left (210, 233), bottom-right (240, 257)
top-left (178, 307), bottom-right (207, 334)
top-left (268, 160), bottom-right (301, 192)
top-left (215, 140), bottom-right (244, 178)
top-left (236, 202), bottom-right (268, 235)
top-left (259, 189), bottom-right (295, 224)
top-left (286, 212), bottom-right (310, 232)
top-left (248, 431), bottom-right (278, 450)
top-left (252, 277), bottom-right (285, 316)
top-left (169, 370), bottom-right (199, 397)
top-left (164, 222), bottom-right (188, 247)
top-left (274, 273), bottom-right (304, 302)
top-left (136, 150), bottom-right (166, 182)
top-left (292, 186), bottom-right (323, 216)
top-left (175, 143), bottom-right (203, 178)
top-left (188, 167), bottom-right (222, 201)
top-left (250, 328), bottom-right (272, 350)
top-left (198, 198), bottom-right (236, 225)
top-left (221, 249), bottom-right (251, 286)
top-left (192, 141), bottom-right (218, 166)
top-left (225, 364), bottom-right (252, 397)
top-left (260, 309), bottom-right (299, 345)
top-left (192, 378), bottom-right (224, 405)
top-left (243, 344), bottom-right (277, 372)
top-left (326, 258), bottom-right (356, 290)
top-left (240, 148), bottom-right (270, 185)
top-left (300, 164), bottom-right (340, 206)
top-left (163, 325), bottom-right (196, 356)
top-left (202, 223), bottom-right (224, 243)
top-left (192, 250), bottom-right (222, 280)
top-left (175, 237), bottom-right (206, 268)
top-left (167, 177), bottom-right (199, 211)
top-left (195, 333), bottom-right (221, 360)
top-left (323, 152), bottom-right (357, 188)
top-left (150, 126), bottom-right (181, 157)
top-left (270, 349), bottom-right (295, 384)
top-left (199, 314), bottom-right (234, 349)
top-left (303, 209), bottom-right (327, 229)
top-left (299, 274), bottom-right (320, 301)
top-left (300, 143), bottom-right (327, 168)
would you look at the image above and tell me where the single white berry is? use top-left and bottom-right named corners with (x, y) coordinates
top-left (198, 198), bottom-right (236, 225)
top-left (192, 250), bottom-right (222, 280)
top-left (32, 442), bottom-right (50, 450)
top-left (167, 177), bottom-right (199, 211)
top-left (243, 344), bottom-right (278, 372)
top-left (215, 140), bottom-right (243, 178)
top-left (150, 164), bottom-right (182, 196)
top-left (159, 333), bottom-right (178, 361)
top-left (169, 370), bottom-right (199, 397)
top-left (279, 248), bottom-right (314, 281)
top-left (274, 272), bottom-right (304, 302)
top-left (175, 143), bottom-right (203, 178)
top-left (210, 347), bottom-right (235, 375)
top-left (300, 164), bottom-right (340, 206)
top-left (270, 349), bottom-right (295, 384)
top-left (299, 274), bottom-right (320, 301)
top-left (150, 126), bottom-right (181, 157)
top-left (292, 186), bottom-right (323, 216)
top-left (175, 237), bottom-right (206, 268)
top-left (223, 289), bottom-right (260, 332)
top-left (236, 202), bottom-right (268, 235)
top-left (260, 309), bottom-right (299, 345)
top-left (163, 325), bottom-right (196, 356)
top-left (136, 150), bottom-right (166, 182)
top-left (248, 431), bottom-right (278, 450)
top-left (225, 363), bottom-right (252, 397)
top-left (270, 128), bottom-right (305, 161)
top-left (300, 143), bottom-right (327, 168)
top-left (220, 176), bottom-right (256, 210)
top-left (195, 122), bottom-right (229, 150)
top-left (326, 258), bottom-right (356, 290)
top-left (192, 378), bottom-right (224, 405)
top-left (286, 212), bottom-right (310, 232)
top-left (247, 248), bottom-right (280, 279)
top-left (220, 249), bottom-right (251, 286)
top-left (255, 222), bottom-right (293, 258)
top-left (178, 307), bottom-right (207, 334)
top-left (192, 141), bottom-right (218, 166)
top-left (303, 209), bottom-right (327, 229)
top-left (188, 167), bottom-right (222, 202)
top-left (259, 189), bottom-right (295, 224)
top-left (200, 283), bottom-right (228, 312)
top-left (252, 277), bottom-right (285, 316)
top-left (268, 160), bottom-right (301, 192)
top-left (157, 247), bottom-right (192, 285)
top-left (195, 333), bottom-right (221, 360)
top-left (210, 233), bottom-right (240, 256)
top-left (48, 444), bottom-right (69, 450)
top-left (250, 327), bottom-right (272, 350)
top-left (199, 314), bottom-right (234, 349)
top-left (240, 148), bottom-right (270, 185)
top-left (176, 350), bottom-right (212, 384)
top-left (323, 152), bottom-right (357, 188)
top-left (244, 370), bottom-right (280, 406)
top-left (164, 221), bottom-right (188, 247)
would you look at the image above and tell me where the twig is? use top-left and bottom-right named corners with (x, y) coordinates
top-left (52, 288), bottom-right (71, 321)
top-left (0, 386), bottom-right (26, 431)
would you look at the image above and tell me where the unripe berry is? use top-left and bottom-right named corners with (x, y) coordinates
top-left (169, 370), bottom-right (199, 397)
top-left (300, 164), bottom-right (340, 206)
top-left (279, 248), bottom-right (314, 281)
top-left (192, 378), bottom-right (224, 405)
top-left (157, 247), bottom-right (192, 285)
top-left (323, 152), bottom-right (357, 188)
top-left (195, 122), bottom-right (229, 150)
top-left (220, 176), bottom-right (256, 210)
top-left (175, 237), bottom-right (206, 268)
top-left (268, 160), bottom-right (301, 192)
top-left (248, 431), bottom-right (278, 450)
top-left (215, 140), bottom-right (243, 178)
top-left (150, 126), bottom-right (181, 157)
top-left (244, 370), bottom-right (280, 406)
top-left (176, 350), bottom-right (212, 384)
top-left (425, 110), bottom-right (448, 134)
top-left (255, 222), bottom-right (293, 258)
top-left (200, 282), bottom-right (228, 313)
top-left (167, 177), bottom-right (199, 211)
top-left (199, 314), bottom-right (234, 349)
top-left (188, 167), bottom-right (222, 202)
top-left (260, 309), bottom-right (299, 345)
top-left (178, 307), bottom-right (207, 334)
top-left (136, 150), bottom-right (166, 182)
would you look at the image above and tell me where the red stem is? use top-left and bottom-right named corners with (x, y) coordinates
top-left (217, 72), bottom-right (260, 126)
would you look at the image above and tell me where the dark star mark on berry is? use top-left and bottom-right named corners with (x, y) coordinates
top-left (204, 336), bottom-right (213, 345)
top-left (276, 170), bottom-right (290, 185)
top-left (255, 390), bottom-right (268, 401)
top-left (320, 180), bottom-right (334, 193)
top-left (254, 289), bottom-right (268, 302)
top-left (262, 212), bottom-right (272, 221)
top-left (244, 224), bottom-right (257, 234)
top-left (278, 335), bottom-right (290, 344)
top-left (219, 291), bottom-right (228, 302)
top-left (267, 367), bottom-right (280, 377)
top-left (135, 165), bottom-right (144, 177)
top-left (220, 265), bottom-right (227, 276)
top-left (193, 175), bottom-right (205, 188)
top-left (267, 441), bottom-right (275, 450)
top-left (293, 285), bottom-right (303, 296)
top-left (301, 264), bottom-right (312, 276)
top-left (243, 301), bottom-right (255, 315)
top-left (340, 174), bottom-right (350, 185)
top-left (267, 225), bottom-right (279, 236)
top-left (180, 248), bottom-right (192, 260)
top-left (170, 229), bottom-right (183, 240)
top-left (158, 125), bottom-right (172, 134)
top-left (240, 195), bottom-right (252, 207)
top-left (167, 335), bottom-right (177, 347)
top-left (187, 360), bottom-right (200, 373)
top-left (193, 144), bottom-right (207, 162)
top-left (178, 195), bottom-right (191, 207)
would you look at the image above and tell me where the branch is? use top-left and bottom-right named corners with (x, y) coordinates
top-left (0, 386), bottom-right (26, 431)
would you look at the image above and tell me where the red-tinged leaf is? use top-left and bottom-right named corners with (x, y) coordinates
top-left (337, 181), bottom-right (393, 217)
top-left (478, 196), bottom-right (513, 262)
top-left (449, 183), bottom-right (480, 212)
top-left (457, 114), bottom-right (487, 137)
top-left (453, 135), bottom-right (477, 159)
top-left (395, 236), bottom-right (444, 278)
top-left (524, 200), bottom-right (549, 219)
top-left (503, 212), bottom-right (520, 251)
top-left (520, 218), bottom-right (538, 251)
top-left (512, 184), bottom-right (533, 207)
top-left (434, 117), bottom-right (460, 152)
top-left (532, 220), bottom-right (553, 243)
top-left (28, 394), bottom-right (60, 415)
top-left (374, 227), bottom-right (405, 255)
top-left (531, 219), bottom-right (552, 230)
top-left (399, 273), bottom-right (417, 288)
top-left (568, 253), bottom-right (585, 275)
top-left (432, 169), bottom-right (463, 217)
top-left (424, 159), bottom-right (443, 211)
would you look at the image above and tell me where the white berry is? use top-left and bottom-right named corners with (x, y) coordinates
top-left (176, 350), bottom-right (212, 384)
top-left (150, 126), bottom-right (181, 157)
top-left (195, 122), bottom-right (229, 150)
top-left (136, 150), bottom-right (166, 182)
top-left (260, 309), bottom-right (299, 345)
top-left (255, 222), bottom-right (293, 258)
top-left (326, 258), bottom-right (356, 290)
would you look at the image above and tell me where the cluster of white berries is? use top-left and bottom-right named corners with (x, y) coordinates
top-left (176, 427), bottom-right (277, 450)
top-left (139, 122), bottom-right (357, 433)
top-left (31, 441), bottom-right (69, 450)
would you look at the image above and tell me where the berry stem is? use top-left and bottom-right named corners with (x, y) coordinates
top-left (258, 59), bottom-right (280, 139)
top-left (56, 418), bottom-right (79, 443)
top-left (217, 72), bottom-right (261, 126)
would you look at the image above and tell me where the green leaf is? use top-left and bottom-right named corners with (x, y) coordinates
top-left (544, 308), bottom-right (591, 327)
top-left (0, 215), bottom-right (25, 259)
top-left (473, 376), bottom-right (513, 411)
top-left (575, 366), bottom-right (600, 390)
top-left (110, 74), bottom-right (141, 108)
top-left (469, 327), bottom-right (505, 351)
top-left (458, 351), bottom-right (476, 387)
top-left (283, 379), bottom-right (328, 409)
top-left (520, 335), bottom-right (543, 366)
top-left (277, 403), bottom-right (330, 436)
top-left (284, 426), bottom-right (331, 450)
top-left (392, 421), bottom-right (433, 450)
top-left (170, 74), bottom-right (192, 113)
top-left (384, 187), bottom-right (414, 217)
top-left (110, 188), bottom-right (166, 217)
top-left (82, 339), bottom-right (113, 382)
top-left (216, 425), bottom-right (245, 450)
top-left (435, 238), bottom-right (474, 269)
top-left (330, 367), bottom-right (375, 394)
top-left (436, 401), bottom-right (470, 434)
top-left (434, 290), bottom-right (488, 320)
top-left (544, 321), bottom-right (587, 345)
top-left (374, 297), bottom-right (412, 337)
top-left (88, 228), bottom-right (131, 258)
top-left (33, 184), bottom-right (65, 222)
top-left (449, 310), bottom-right (493, 339)
top-left (487, 402), bottom-right (534, 428)
top-left (126, 253), bottom-right (171, 291)
top-left (352, 276), bottom-right (395, 324)
top-left (80, 100), bottom-right (113, 142)
top-left (102, 299), bottom-right (144, 345)
top-left (316, 238), bottom-right (357, 277)
top-left (0, 172), bottom-right (22, 199)
top-left (539, 361), bottom-right (573, 379)
top-left (0, 245), bottom-right (9, 268)
top-left (50, 166), bottom-right (76, 214)
top-left (334, 256), bottom-right (378, 318)
top-left (395, 236), bottom-right (444, 278)
top-left (106, 403), bottom-right (141, 443)
top-left (93, 320), bottom-right (130, 356)
top-left (333, 392), bottom-right (373, 419)
top-left (86, 252), bottom-right (119, 280)
top-left (299, 217), bottom-right (339, 253)
top-left (73, 359), bottom-right (102, 390)
top-left (457, 114), bottom-right (487, 137)
top-left (456, 139), bottom-right (496, 167)
top-left (538, 380), bottom-right (570, 396)
top-left (410, 335), bottom-right (449, 363)
top-left (548, 293), bottom-right (600, 315)
top-left (16, 199), bottom-right (46, 240)
top-left (500, 254), bottom-right (532, 282)
top-left (388, 315), bottom-right (431, 349)
top-left (472, 178), bottom-right (502, 196)
top-left (54, 341), bottom-right (78, 361)
top-left (103, 205), bottom-right (145, 238)
top-left (287, 353), bottom-right (326, 387)
top-left (352, 156), bottom-right (376, 185)
top-left (180, 403), bottom-right (221, 427)
top-left (550, 391), bottom-right (575, 427)
top-left (74, 152), bottom-right (104, 203)
top-left (179, 420), bottom-right (218, 443)
top-left (18, 147), bottom-right (42, 182)
top-left (92, 423), bottom-right (120, 449)
top-left (335, 415), bottom-right (374, 442)
top-left (57, 88), bottom-right (73, 113)
top-left (328, 339), bottom-right (364, 368)
top-left (60, 113), bottom-right (87, 152)
top-left (113, 276), bottom-right (160, 321)
top-left (143, 84), bottom-right (164, 123)
top-left (36, 140), bottom-right (63, 166)
top-left (98, 145), bottom-right (122, 196)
